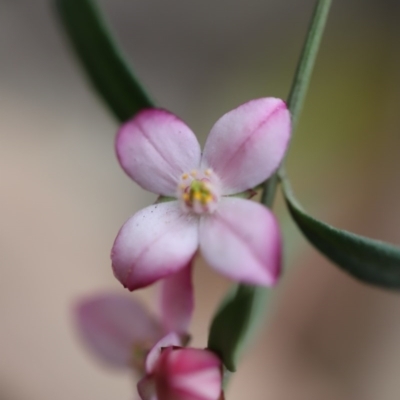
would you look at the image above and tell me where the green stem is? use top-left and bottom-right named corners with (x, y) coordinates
top-left (260, 174), bottom-right (279, 207)
top-left (261, 0), bottom-right (332, 207)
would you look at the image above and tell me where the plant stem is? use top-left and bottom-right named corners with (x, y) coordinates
top-left (261, 0), bottom-right (332, 207)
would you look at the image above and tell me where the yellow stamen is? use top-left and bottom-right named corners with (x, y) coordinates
top-left (183, 193), bottom-right (190, 202)
top-left (181, 173), bottom-right (189, 180)
top-left (205, 169), bottom-right (212, 176)
top-left (193, 192), bottom-right (202, 201)
top-left (204, 194), bottom-right (213, 203)
top-left (180, 177), bottom-right (216, 211)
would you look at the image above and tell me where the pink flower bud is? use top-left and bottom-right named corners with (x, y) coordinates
top-left (138, 347), bottom-right (223, 400)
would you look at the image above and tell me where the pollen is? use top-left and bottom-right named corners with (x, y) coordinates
top-left (193, 192), bottom-right (202, 201)
top-left (204, 194), bottom-right (213, 203)
top-left (177, 169), bottom-right (220, 214)
top-left (183, 180), bottom-right (214, 207)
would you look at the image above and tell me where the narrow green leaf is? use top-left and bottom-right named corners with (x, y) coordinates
top-left (280, 172), bottom-right (400, 289)
top-left (208, 285), bottom-right (268, 372)
top-left (55, 0), bottom-right (153, 122)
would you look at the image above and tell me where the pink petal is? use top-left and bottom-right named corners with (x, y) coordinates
top-left (201, 98), bottom-right (291, 195)
top-left (155, 348), bottom-right (222, 400)
top-left (73, 293), bottom-right (162, 368)
top-left (112, 201), bottom-right (199, 291)
top-left (137, 375), bottom-right (158, 400)
top-left (145, 333), bottom-right (182, 374)
top-left (116, 109), bottom-right (201, 196)
top-left (199, 197), bottom-right (281, 286)
top-left (159, 264), bottom-right (194, 334)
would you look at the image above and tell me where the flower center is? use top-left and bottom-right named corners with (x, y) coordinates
top-left (131, 340), bottom-right (153, 374)
top-left (178, 169), bottom-right (219, 214)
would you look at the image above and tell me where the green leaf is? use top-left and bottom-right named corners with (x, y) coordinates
top-left (280, 172), bottom-right (400, 289)
top-left (208, 285), bottom-right (269, 372)
top-left (55, 0), bottom-right (153, 122)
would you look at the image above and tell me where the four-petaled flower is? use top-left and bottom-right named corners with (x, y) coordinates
top-left (112, 98), bottom-right (291, 290)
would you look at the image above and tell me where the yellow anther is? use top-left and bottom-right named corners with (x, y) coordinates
top-left (205, 169), bottom-right (212, 176)
top-left (204, 194), bottom-right (213, 203)
top-left (181, 173), bottom-right (189, 180)
top-left (183, 193), bottom-right (190, 202)
top-left (179, 177), bottom-right (217, 212)
top-left (193, 192), bottom-right (202, 201)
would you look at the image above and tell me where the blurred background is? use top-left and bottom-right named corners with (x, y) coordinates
top-left (1, 0), bottom-right (400, 399)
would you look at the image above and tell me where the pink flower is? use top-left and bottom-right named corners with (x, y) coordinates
top-left (73, 266), bottom-right (193, 372)
top-left (138, 345), bottom-right (223, 400)
top-left (112, 98), bottom-right (291, 290)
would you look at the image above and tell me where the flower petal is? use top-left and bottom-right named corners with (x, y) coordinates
top-left (145, 333), bottom-right (182, 374)
top-left (74, 293), bottom-right (162, 368)
top-left (155, 348), bottom-right (222, 400)
top-left (201, 98), bottom-right (291, 194)
top-left (137, 375), bottom-right (157, 400)
top-left (159, 263), bottom-right (194, 334)
top-left (112, 201), bottom-right (199, 291)
top-left (116, 109), bottom-right (201, 196)
top-left (199, 197), bottom-right (281, 286)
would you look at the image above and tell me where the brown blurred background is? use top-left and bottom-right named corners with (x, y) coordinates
top-left (1, 0), bottom-right (400, 399)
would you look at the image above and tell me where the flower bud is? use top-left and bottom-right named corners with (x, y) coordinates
top-left (138, 347), bottom-right (223, 400)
